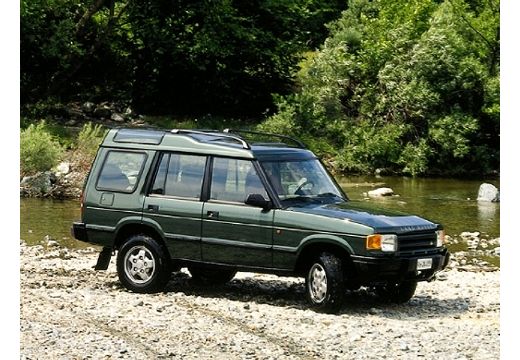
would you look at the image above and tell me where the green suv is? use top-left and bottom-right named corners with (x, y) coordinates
top-left (72, 128), bottom-right (449, 313)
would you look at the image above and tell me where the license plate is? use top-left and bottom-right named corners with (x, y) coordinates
top-left (417, 258), bottom-right (433, 270)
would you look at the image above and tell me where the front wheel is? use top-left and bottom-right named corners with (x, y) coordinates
top-left (375, 280), bottom-right (418, 304)
top-left (305, 252), bottom-right (345, 313)
top-left (116, 234), bottom-right (171, 293)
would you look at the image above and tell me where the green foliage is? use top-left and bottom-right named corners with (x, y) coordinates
top-left (261, 0), bottom-right (500, 176)
top-left (73, 123), bottom-right (107, 171)
top-left (20, 122), bottom-right (64, 176)
top-left (21, 0), bottom-right (347, 116)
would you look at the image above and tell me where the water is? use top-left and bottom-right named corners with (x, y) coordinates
top-left (20, 198), bottom-right (85, 248)
top-left (20, 176), bottom-right (500, 248)
top-left (337, 176), bottom-right (500, 239)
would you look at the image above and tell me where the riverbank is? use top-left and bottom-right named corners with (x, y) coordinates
top-left (20, 241), bottom-right (499, 359)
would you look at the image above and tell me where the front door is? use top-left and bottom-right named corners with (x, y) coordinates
top-left (143, 152), bottom-right (207, 260)
top-left (201, 158), bottom-right (274, 267)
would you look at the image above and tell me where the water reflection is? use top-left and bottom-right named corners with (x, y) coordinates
top-left (477, 201), bottom-right (498, 227)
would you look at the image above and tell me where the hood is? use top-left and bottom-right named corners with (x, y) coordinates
top-left (287, 200), bottom-right (439, 234)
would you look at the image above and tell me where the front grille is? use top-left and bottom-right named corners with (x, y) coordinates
top-left (398, 231), bottom-right (437, 253)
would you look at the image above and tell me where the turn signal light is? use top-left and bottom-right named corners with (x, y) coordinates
top-left (366, 234), bottom-right (397, 252)
top-left (366, 234), bottom-right (382, 250)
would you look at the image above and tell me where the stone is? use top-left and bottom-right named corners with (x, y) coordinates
top-left (477, 183), bottom-right (499, 202)
top-left (460, 232), bottom-right (480, 239)
top-left (368, 187), bottom-right (394, 197)
top-left (93, 105), bottom-right (112, 118)
top-left (111, 113), bottom-right (125, 122)
top-left (55, 162), bottom-right (70, 176)
top-left (20, 172), bottom-right (53, 194)
top-left (82, 102), bottom-right (95, 113)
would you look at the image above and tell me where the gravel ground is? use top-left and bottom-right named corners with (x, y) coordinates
top-left (20, 242), bottom-right (500, 360)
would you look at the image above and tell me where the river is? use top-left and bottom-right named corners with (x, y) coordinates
top-left (20, 175), bottom-right (500, 251)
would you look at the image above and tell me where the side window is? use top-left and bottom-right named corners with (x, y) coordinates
top-left (150, 153), bottom-right (206, 199)
top-left (210, 158), bottom-right (268, 203)
top-left (97, 151), bottom-right (146, 193)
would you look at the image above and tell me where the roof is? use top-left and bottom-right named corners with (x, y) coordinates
top-left (101, 128), bottom-right (316, 161)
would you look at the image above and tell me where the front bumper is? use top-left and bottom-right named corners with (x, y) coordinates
top-left (71, 222), bottom-right (88, 242)
top-left (351, 249), bottom-right (450, 284)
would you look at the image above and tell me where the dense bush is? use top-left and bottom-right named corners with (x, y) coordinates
top-left (72, 123), bottom-right (107, 172)
top-left (20, 122), bottom-right (64, 176)
top-left (260, 0), bottom-right (500, 176)
top-left (20, 0), bottom-right (347, 116)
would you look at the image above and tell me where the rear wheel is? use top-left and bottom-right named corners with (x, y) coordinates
top-left (305, 252), bottom-right (345, 313)
top-left (188, 266), bottom-right (236, 285)
top-left (375, 280), bottom-right (418, 303)
top-left (116, 234), bottom-right (171, 293)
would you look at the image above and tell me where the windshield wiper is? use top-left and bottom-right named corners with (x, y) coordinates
top-left (316, 192), bottom-right (343, 200)
top-left (281, 196), bottom-right (318, 204)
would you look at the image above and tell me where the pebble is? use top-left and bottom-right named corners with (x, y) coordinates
top-left (19, 242), bottom-right (500, 360)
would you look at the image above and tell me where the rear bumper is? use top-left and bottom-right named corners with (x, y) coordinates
top-left (71, 222), bottom-right (88, 242)
top-left (351, 249), bottom-right (450, 284)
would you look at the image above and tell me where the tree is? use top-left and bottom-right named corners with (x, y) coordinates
top-left (260, 0), bottom-right (500, 176)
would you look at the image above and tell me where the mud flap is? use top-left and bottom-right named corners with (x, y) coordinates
top-left (94, 247), bottom-right (113, 270)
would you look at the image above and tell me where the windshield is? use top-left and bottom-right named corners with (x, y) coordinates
top-left (260, 159), bottom-right (345, 204)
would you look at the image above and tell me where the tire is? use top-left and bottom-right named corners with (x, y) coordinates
top-left (376, 280), bottom-right (418, 304)
top-left (188, 266), bottom-right (236, 285)
top-left (305, 252), bottom-right (345, 313)
top-left (116, 234), bottom-right (171, 293)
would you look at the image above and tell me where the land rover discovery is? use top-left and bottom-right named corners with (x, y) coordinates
top-left (72, 128), bottom-right (450, 313)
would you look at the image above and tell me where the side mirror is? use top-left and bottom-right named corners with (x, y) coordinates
top-left (245, 193), bottom-right (271, 210)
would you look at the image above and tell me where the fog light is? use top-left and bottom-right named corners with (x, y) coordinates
top-left (366, 234), bottom-right (397, 252)
top-left (436, 229), bottom-right (445, 247)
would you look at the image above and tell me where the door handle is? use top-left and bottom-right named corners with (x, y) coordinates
top-left (207, 211), bottom-right (219, 219)
top-left (147, 204), bottom-right (159, 212)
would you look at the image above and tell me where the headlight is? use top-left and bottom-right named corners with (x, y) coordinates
top-left (436, 229), bottom-right (445, 247)
top-left (366, 234), bottom-right (397, 252)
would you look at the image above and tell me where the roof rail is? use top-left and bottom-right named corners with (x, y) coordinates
top-left (223, 129), bottom-right (307, 149)
top-left (170, 129), bottom-right (250, 149)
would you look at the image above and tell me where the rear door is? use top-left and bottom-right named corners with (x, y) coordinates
top-left (201, 157), bottom-right (274, 267)
top-left (83, 148), bottom-right (151, 244)
top-left (143, 152), bottom-right (207, 260)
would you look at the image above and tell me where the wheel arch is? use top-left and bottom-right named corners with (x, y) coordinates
top-left (113, 220), bottom-right (169, 257)
top-left (294, 236), bottom-right (354, 276)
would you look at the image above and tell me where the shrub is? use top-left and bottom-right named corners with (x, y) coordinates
top-left (20, 121), bottom-right (63, 176)
top-left (72, 123), bottom-right (106, 172)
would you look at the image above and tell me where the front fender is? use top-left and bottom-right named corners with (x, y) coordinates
top-left (295, 233), bottom-right (355, 258)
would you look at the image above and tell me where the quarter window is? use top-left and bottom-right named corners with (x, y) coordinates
top-left (151, 153), bottom-right (206, 198)
top-left (97, 151), bottom-right (146, 192)
top-left (210, 158), bottom-right (268, 203)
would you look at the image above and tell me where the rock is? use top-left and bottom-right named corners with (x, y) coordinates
top-left (111, 113), bottom-right (125, 122)
top-left (82, 102), bottom-right (95, 113)
top-left (55, 162), bottom-right (70, 176)
top-left (368, 187), bottom-right (394, 197)
top-left (477, 183), bottom-right (499, 202)
top-left (93, 105), bottom-right (112, 118)
top-left (369, 308), bottom-right (382, 315)
top-left (493, 247), bottom-right (500, 256)
top-left (460, 232), bottom-right (480, 239)
top-left (124, 107), bottom-right (134, 116)
top-left (47, 239), bottom-right (59, 247)
top-left (20, 172), bottom-right (53, 194)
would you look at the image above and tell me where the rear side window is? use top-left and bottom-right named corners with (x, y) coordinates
top-left (96, 151), bottom-right (146, 193)
top-left (150, 153), bottom-right (206, 198)
top-left (210, 158), bottom-right (268, 203)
